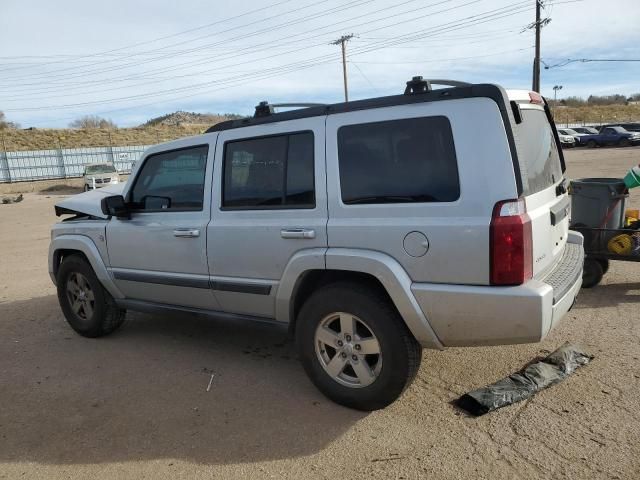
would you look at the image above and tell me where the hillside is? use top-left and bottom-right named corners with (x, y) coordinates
top-left (550, 104), bottom-right (640, 126)
top-left (142, 111), bottom-right (242, 127)
top-left (2, 105), bottom-right (640, 152)
top-left (0, 111), bottom-right (242, 151)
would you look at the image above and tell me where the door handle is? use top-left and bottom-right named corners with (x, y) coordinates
top-left (173, 229), bottom-right (200, 238)
top-left (280, 228), bottom-right (316, 239)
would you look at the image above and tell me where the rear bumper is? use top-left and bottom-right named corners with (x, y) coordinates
top-left (411, 232), bottom-right (584, 347)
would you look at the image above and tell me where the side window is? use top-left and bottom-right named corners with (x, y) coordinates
top-left (130, 145), bottom-right (208, 211)
top-left (605, 128), bottom-right (615, 135)
top-left (223, 132), bottom-right (315, 209)
top-left (337, 116), bottom-right (459, 204)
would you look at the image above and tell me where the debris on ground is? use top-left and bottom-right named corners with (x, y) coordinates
top-left (1, 194), bottom-right (23, 204)
top-left (206, 373), bottom-right (215, 392)
top-left (456, 343), bottom-right (594, 416)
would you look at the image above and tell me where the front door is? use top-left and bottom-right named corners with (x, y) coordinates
top-left (207, 117), bottom-right (328, 318)
top-left (107, 142), bottom-right (220, 310)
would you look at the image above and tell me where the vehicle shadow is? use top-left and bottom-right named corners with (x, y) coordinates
top-left (0, 295), bottom-right (365, 465)
top-left (573, 282), bottom-right (640, 308)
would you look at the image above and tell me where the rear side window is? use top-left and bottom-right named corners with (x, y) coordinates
top-left (337, 116), bottom-right (459, 204)
top-left (517, 109), bottom-right (563, 196)
top-left (130, 145), bottom-right (208, 211)
top-left (223, 132), bottom-right (315, 209)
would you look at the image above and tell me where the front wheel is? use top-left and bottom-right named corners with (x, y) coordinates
top-left (296, 282), bottom-right (422, 411)
top-left (56, 255), bottom-right (126, 337)
top-left (587, 140), bottom-right (598, 148)
top-left (619, 138), bottom-right (631, 147)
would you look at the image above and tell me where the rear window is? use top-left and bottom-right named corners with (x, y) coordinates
top-left (337, 116), bottom-right (459, 204)
top-left (517, 109), bottom-right (563, 196)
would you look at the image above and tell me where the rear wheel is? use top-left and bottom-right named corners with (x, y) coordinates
top-left (296, 282), bottom-right (422, 411)
top-left (56, 255), bottom-right (126, 337)
top-left (597, 258), bottom-right (610, 275)
top-left (582, 257), bottom-right (604, 288)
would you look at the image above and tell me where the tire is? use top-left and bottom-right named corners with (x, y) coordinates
top-left (56, 254), bottom-right (126, 337)
top-left (83, 184), bottom-right (89, 192)
top-left (296, 282), bottom-right (422, 411)
top-left (597, 258), bottom-right (610, 275)
top-left (582, 257), bottom-right (604, 288)
top-left (619, 138), bottom-right (631, 147)
top-left (587, 140), bottom-right (597, 148)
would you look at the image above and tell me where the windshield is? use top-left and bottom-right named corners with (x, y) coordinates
top-left (563, 129), bottom-right (578, 135)
top-left (85, 164), bottom-right (116, 174)
top-left (514, 108), bottom-right (563, 196)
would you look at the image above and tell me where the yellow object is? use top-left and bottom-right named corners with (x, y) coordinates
top-left (608, 234), bottom-right (633, 255)
top-left (627, 209), bottom-right (640, 219)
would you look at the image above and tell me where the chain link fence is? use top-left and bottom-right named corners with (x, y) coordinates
top-left (0, 144), bottom-right (150, 183)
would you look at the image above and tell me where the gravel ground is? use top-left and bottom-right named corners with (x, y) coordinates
top-left (0, 146), bottom-right (639, 479)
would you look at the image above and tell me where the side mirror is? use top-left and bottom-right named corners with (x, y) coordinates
top-left (101, 195), bottom-right (130, 219)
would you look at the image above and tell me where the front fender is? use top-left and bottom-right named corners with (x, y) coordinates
top-left (49, 235), bottom-right (124, 299)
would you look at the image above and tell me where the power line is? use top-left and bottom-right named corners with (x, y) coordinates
top-left (0, 0), bottom-right (453, 96)
top-left (0, 0), bottom-right (368, 83)
top-left (5, 0), bottom-right (537, 113)
top-left (542, 58), bottom-right (640, 69)
top-left (0, 0), bottom-right (298, 74)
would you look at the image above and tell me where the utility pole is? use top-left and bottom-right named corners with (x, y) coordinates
top-left (532, 0), bottom-right (541, 92)
top-left (331, 34), bottom-right (354, 102)
top-left (526, 1), bottom-right (550, 92)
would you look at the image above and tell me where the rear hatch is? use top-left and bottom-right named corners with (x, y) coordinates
top-left (508, 91), bottom-right (568, 278)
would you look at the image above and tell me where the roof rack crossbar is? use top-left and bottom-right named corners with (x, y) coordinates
top-left (404, 76), bottom-right (471, 95)
top-left (254, 101), bottom-right (327, 118)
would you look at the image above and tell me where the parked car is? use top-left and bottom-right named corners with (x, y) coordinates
top-left (580, 126), bottom-right (640, 148)
top-left (557, 128), bottom-right (587, 146)
top-left (572, 127), bottom-right (599, 135)
top-left (556, 130), bottom-right (576, 148)
top-left (83, 163), bottom-right (121, 191)
top-left (49, 79), bottom-right (583, 411)
top-left (599, 122), bottom-right (640, 133)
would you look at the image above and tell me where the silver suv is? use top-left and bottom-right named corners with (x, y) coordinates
top-left (49, 79), bottom-right (584, 411)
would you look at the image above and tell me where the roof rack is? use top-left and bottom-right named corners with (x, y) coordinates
top-left (205, 77), bottom-right (492, 133)
top-left (254, 101), bottom-right (327, 118)
top-left (404, 76), bottom-right (471, 95)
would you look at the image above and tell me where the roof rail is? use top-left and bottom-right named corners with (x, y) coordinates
top-left (404, 76), bottom-right (471, 95)
top-left (254, 101), bottom-right (327, 118)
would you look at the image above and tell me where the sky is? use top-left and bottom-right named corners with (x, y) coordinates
top-left (0, 0), bottom-right (639, 128)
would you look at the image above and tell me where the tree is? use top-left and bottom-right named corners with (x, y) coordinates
top-left (0, 110), bottom-right (20, 130)
top-left (69, 115), bottom-right (117, 129)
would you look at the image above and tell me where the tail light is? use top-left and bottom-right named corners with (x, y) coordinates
top-left (490, 199), bottom-right (533, 285)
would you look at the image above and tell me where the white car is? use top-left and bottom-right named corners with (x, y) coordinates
top-left (82, 163), bottom-right (121, 191)
top-left (556, 131), bottom-right (576, 148)
top-left (558, 128), bottom-right (587, 146)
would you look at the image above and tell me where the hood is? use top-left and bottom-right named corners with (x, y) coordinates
top-left (54, 183), bottom-right (125, 218)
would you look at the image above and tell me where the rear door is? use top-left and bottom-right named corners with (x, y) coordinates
top-left (207, 118), bottom-right (328, 318)
top-left (511, 103), bottom-right (568, 278)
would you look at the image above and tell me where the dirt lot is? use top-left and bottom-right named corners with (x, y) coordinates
top-left (1, 147), bottom-right (639, 479)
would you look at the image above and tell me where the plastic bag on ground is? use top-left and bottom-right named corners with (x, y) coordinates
top-left (456, 343), bottom-right (593, 416)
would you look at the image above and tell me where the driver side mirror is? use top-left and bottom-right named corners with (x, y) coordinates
top-left (101, 195), bottom-right (130, 219)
